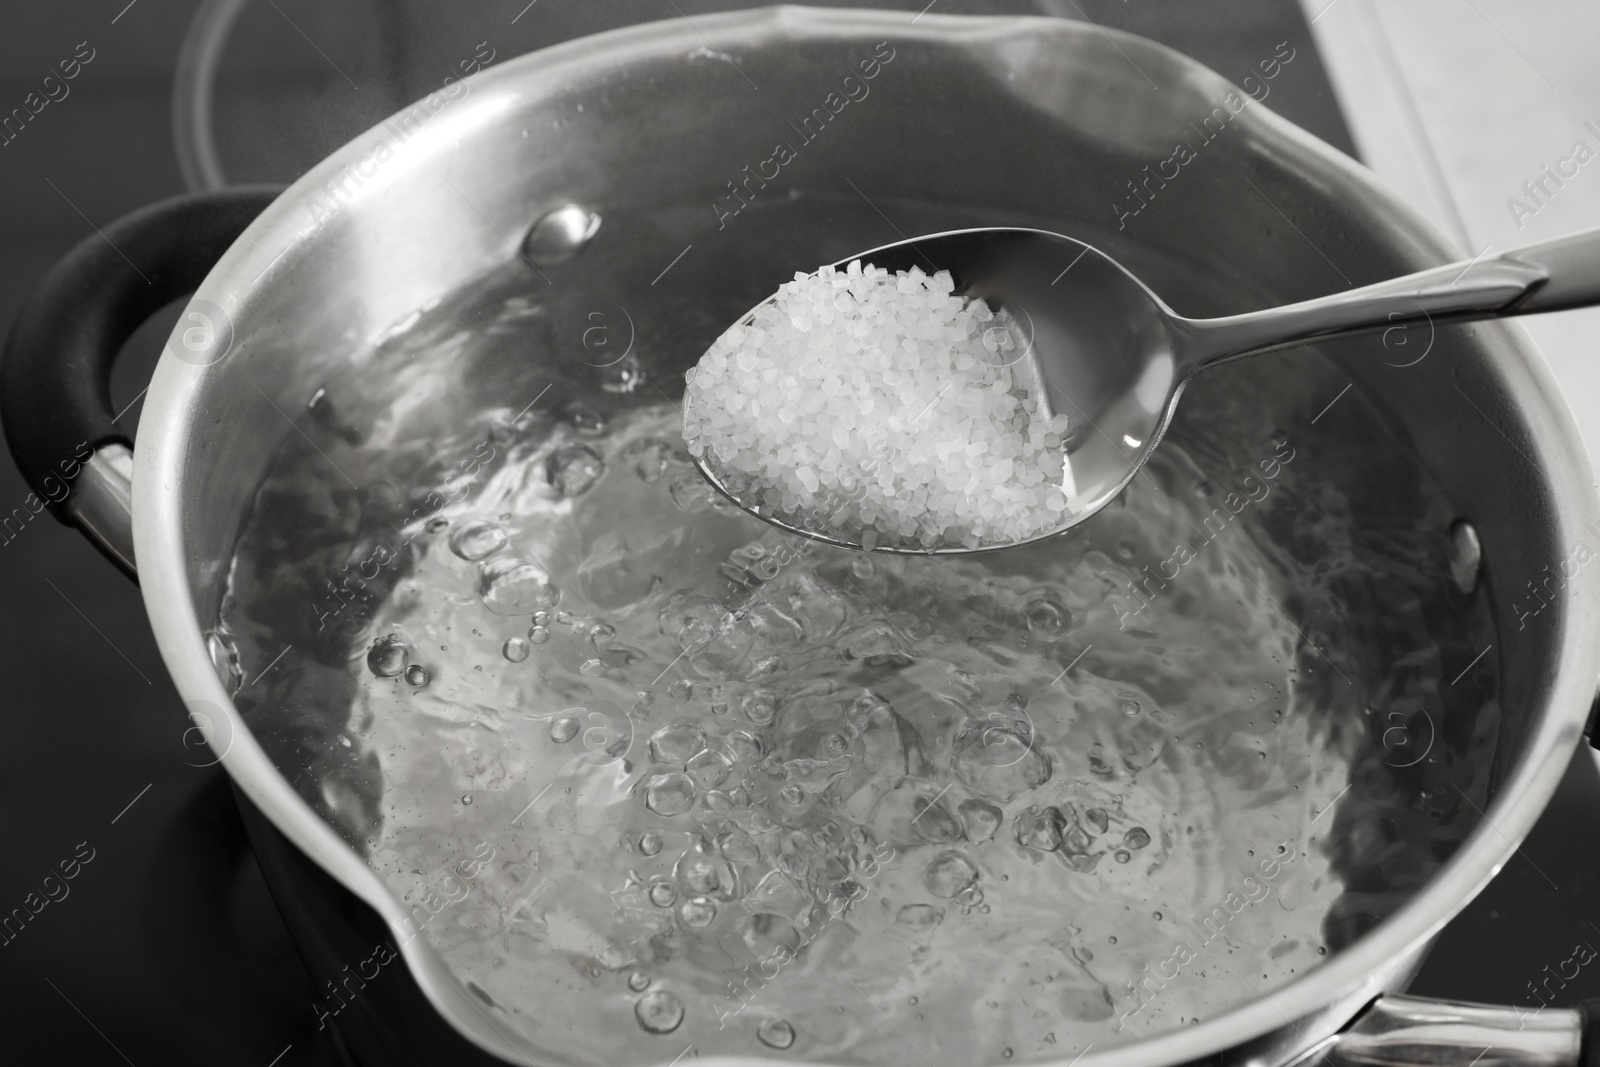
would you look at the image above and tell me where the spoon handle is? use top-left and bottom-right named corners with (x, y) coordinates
top-left (1173, 225), bottom-right (1600, 371)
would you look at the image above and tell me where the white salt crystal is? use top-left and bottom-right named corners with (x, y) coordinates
top-left (682, 261), bottom-right (1075, 550)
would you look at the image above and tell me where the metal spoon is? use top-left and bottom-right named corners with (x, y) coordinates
top-left (695, 225), bottom-right (1600, 553)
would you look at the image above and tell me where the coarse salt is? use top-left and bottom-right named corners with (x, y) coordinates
top-left (683, 261), bottom-right (1073, 550)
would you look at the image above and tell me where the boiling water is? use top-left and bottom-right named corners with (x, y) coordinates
top-left (219, 255), bottom-right (1501, 1066)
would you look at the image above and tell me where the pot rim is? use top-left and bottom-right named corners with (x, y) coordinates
top-left (132, 7), bottom-right (1600, 1066)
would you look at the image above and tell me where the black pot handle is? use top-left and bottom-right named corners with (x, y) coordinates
top-left (1, 186), bottom-right (282, 576)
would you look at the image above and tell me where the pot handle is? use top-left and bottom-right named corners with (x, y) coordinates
top-left (1, 187), bottom-right (281, 577)
top-left (1302, 992), bottom-right (1587, 1067)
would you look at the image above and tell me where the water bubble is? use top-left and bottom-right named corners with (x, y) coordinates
top-left (550, 716), bottom-right (581, 743)
top-left (624, 438), bottom-right (673, 483)
top-left (1015, 806), bottom-right (1065, 852)
top-left (669, 475), bottom-right (717, 511)
top-left (1085, 808), bottom-right (1110, 834)
top-left (522, 203), bottom-right (601, 266)
top-left (461, 794), bottom-right (473, 805)
top-left (923, 850), bottom-right (979, 898)
top-left (1114, 850), bottom-right (1131, 863)
top-left (1063, 851), bottom-right (1100, 873)
top-left (628, 971), bottom-right (650, 992)
top-left (480, 557), bottom-right (561, 615)
top-left (779, 784), bottom-right (805, 806)
top-left (404, 664), bottom-right (430, 687)
top-left (563, 401), bottom-right (608, 436)
top-left (546, 443), bottom-right (605, 497)
top-left (648, 880), bottom-right (677, 907)
top-left (528, 626), bottom-right (551, 645)
top-left (896, 903), bottom-right (944, 927)
top-left (952, 716), bottom-right (1050, 802)
top-left (1120, 700), bottom-right (1141, 717)
top-left (367, 635), bottom-right (408, 678)
top-left (742, 689), bottom-right (778, 725)
top-left (645, 773), bottom-right (697, 816)
top-left (716, 829), bottom-right (762, 867)
top-left (725, 730), bottom-right (763, 763)
top-left (688, 749), bottom-right (733, 788)
top-left (737, 912), bottom-right (802, 963)
top-left (449, 519), bottom-right (507, 561)
top-left (1023, 592), bottom-right (1071, 638)
top-left (502, 636), bottom-right (530, 662)
top-left (678, 846), bottom-right (737, 900)
top-left (1062, 818), bottom-right (1092, 854)
top-left (634, 988), bottom-right (684, 1034)
top-left (679, 896), bottom-right (717, 927)
top-left (639, 832), bottom-right (663, 856)
top-left (1123, 827), bottom-right (1151, 850)
top-left (851, 556), bottom-right (875, 580)
top-left (958, 799), bottom-right (1003, 843)
top-left (757, 1018), bottom-right (797, 1050)
top-left (650, 721), bottom-right (707, 764)
top-left (910, 795), bottom-right (964, 844)
top-left (668, 679), bottom-right (693, 703)
top-left (1087, 743), bottom-right (1113, 777)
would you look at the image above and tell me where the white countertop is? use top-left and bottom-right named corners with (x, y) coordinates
top-left (1304, 0), bottom-right (1600, 473)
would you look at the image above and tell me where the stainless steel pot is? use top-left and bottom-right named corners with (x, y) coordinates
top-left (6, 7), bottom-right (1600, 1067)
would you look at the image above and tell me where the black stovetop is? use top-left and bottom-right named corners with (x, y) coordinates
top-left (0, 2), bottom-right (1594, 1065)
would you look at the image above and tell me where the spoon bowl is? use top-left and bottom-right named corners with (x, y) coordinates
top-left (693, 223), bottom-right (1600, 553)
